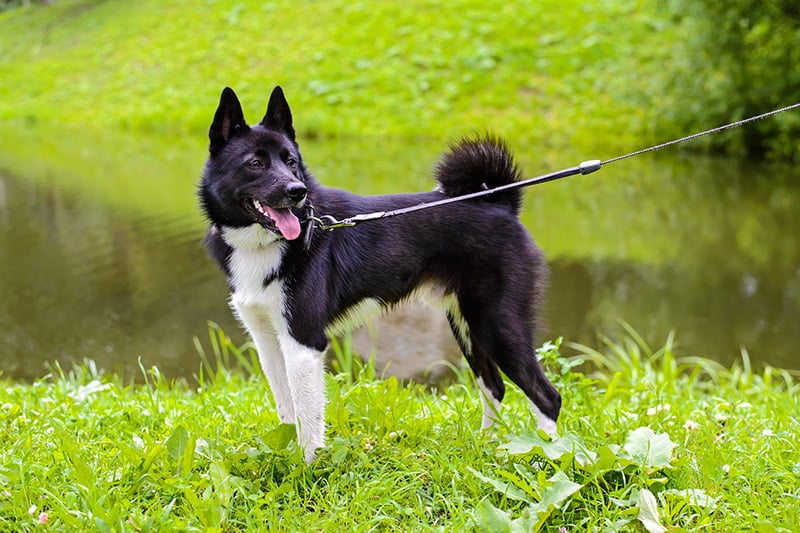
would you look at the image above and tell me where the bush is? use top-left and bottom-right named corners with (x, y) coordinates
top-left (652, 0), bottom-right (800, 160)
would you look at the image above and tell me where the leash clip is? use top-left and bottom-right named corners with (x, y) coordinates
top-left (305, 214), bottom-right (357, 231)
top-left (304, 204), bottom-right (351, 250)
top-left (305, 211), bottom-right (389, 231)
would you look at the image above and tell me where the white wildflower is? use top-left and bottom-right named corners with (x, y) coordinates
top-left (647, 403), bottom-right (671, 416)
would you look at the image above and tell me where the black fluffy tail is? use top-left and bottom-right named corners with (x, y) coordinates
top-left (434, 135), bottom-right (523, 216)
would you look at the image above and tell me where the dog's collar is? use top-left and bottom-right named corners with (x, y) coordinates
top-left (212, 204), bottom-right (315, 251)
top-left (302, 203), bottom-right (317, 251)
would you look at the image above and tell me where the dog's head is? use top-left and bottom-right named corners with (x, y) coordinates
top-left (200, 86), bottom-right (309, 241)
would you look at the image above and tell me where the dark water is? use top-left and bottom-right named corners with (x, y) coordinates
top-left (0, 126), bottom-right (798, 381)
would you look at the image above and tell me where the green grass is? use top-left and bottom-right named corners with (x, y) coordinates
top-left (5, 0), bottom-right (796, 159)
top-left (1, 327), bottom-right (798, 531)
top-left (0, 0), bottom-right (669, 155)
top-left (2, 4), bottom-right (797, 530)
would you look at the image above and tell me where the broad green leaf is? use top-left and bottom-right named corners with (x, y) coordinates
top-left (209, 461), bottom-right (232, 507)
top-left (594, 443), bottom-right (619, 472)
top-left (622, 427), bottom-right (677, 470)
top-left (473, 500), bottom-right (513, 533)
top-left (539, 471), bottom-right (583, 508)
top-left (468, 467), bottom-right (535, 504)
top-left (636, 488), bottom-right (666, 533)
top-left (662, 488), bottom-right (719, 511)
top-left (530, 471), bottom-right (583, 529)
top-left (56, 425), bottom-right (94, 489)
top-left (165, 425), bottom-right (196, 475)
top-left (471, 470), bottom-right (582, 531)
top-left (752, 521), bottom-right (781, 533)
top-left (181, 433), bottom-right (197, 476)
top-left (166, 425), bottom-right (189, 463)
top-left (331, 442), bottom-right (349, 464)
top-left (500, 431), bottom-right (597, 467)
top-left (499, 433), bottom-right (542, 455)
top-left (264, 423), bottom-right (296, 451)
top-left (141, 443), bottom-right (164, 473)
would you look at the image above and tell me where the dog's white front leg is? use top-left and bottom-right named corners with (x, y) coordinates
top-left (279, 334), bottom-right (326, 462)
top-left (251, 332), bottom-right (297, 424)
top-left (233, 303), bottom-right (296, 423)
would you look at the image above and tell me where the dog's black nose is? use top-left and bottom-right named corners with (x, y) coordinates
top-left (286, 182), bottom-right (307, 202)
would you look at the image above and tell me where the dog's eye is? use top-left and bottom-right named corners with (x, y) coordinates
top-left (281, 150), bottom-right (298, 169)
top-left (247, 158), bottom-right (264, 169)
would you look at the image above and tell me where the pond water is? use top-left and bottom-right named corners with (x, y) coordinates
top-left (0, 125), bottom-right (798, 382)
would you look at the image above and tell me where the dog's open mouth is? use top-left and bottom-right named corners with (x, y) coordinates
top-left (246, 199), bottom-right (302, 241)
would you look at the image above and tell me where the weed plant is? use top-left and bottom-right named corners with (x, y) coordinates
top-left (1, 326), bottom-right (798, 531)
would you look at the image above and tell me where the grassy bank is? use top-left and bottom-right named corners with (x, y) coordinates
top-left (1, 330), bottom-right (797, 531)
top-left (0, 0), bottom-right (669, 155)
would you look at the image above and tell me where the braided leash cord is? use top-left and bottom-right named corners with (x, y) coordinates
top-left (602, 102), bottom-right (800, 166)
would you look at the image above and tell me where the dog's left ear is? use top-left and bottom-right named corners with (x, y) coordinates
top-left (261, 86), bottom-right (295, 140)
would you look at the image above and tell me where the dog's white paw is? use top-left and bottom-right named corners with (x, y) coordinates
top-left (304, 446), bottom-right (320, 464)
top-left (536, 414), bottom-right (558, 436)
top-left (532, 403), bottom-right (558, 436)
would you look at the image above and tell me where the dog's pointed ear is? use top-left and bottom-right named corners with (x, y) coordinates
top-left (209, 87), bottom-right (249, 154)
top-left (260, 86), bottom-right (295, 140)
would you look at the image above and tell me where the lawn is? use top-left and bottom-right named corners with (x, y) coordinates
top-left (0, 0), bottom-right (669, 155)
top-left (1, 327), bottom-right (797, 531)
top-left (1, 2), bottom-right (798, 531)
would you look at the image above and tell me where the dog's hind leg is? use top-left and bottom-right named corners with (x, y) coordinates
top-left (446, 306), bottom-right (505, 429)
top-left (234, 305), bottom-right (296, 424)
top-left (472, 349), bottom-right (506, 429)
top-left (456, 292), bottom-right (561, 435)
top-left (480, 327), bottom-right (560, 434)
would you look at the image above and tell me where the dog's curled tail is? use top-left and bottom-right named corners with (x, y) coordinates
top-left (434, 135), bottom-right (524, 216)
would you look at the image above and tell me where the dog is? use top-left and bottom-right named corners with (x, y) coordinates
top-left (199, 86), bottom-right (561, 462)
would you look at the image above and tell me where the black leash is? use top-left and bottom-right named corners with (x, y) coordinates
top-left (305, 102), bottom-right (800, 235)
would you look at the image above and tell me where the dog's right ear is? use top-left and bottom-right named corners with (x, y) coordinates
top-left (209, 87), bottom-right (249, 154)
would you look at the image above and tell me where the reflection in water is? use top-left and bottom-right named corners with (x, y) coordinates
top-left (0, 131), bottom-right (798, 381)
top-left (0, 175), bottom-right (236, 380)
top-left (547, 258), bottom-right (800, 369)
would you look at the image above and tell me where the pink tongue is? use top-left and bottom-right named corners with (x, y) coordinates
top-left (266, 207), bottom-right (302, 240)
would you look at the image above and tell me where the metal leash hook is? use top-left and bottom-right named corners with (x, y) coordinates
top-left (307, 214), bottom-right (356, 230)
top-left (303, 203), bottom-right (376, 250)
top-left (307, 211), bottom-right (388, 231)
top-left (302, 213), bottom-right (369, 250)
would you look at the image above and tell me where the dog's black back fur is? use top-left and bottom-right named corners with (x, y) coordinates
top-left (200, 86), bottom-right (561, 432)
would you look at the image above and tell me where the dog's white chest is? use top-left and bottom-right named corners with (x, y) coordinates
top-left (222, 224), bottom-right (286, 313)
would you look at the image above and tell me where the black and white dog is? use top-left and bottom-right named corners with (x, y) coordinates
top-left (200, 86), bottom-right (561, 462)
